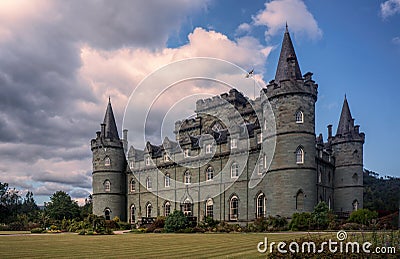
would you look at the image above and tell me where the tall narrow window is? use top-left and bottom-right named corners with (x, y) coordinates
top-left (104, 208), bottom-right (111, 220)
top-left (183, 149), bottom-right (189, 158)
top-left (165, 173), bottom-right (171, 187)
top-left (145, 156), bottom-right (151, 166)
top-left (230, 138), bottom-right (237, 149)
top-left (146, 177), bottom-right (152, 189)
top-left (231, 162), bottom-right (239, 178)
top-left (318, 171), bottom-right (322, 183)
top-left (352, 173), bottom-right (358, 184)
top-left (352, 200), bottom-right (359, 211)
top-left (258, 155), bottom-right (264, 175)
top-left (206, 199), bottom-right (213, 218)
top-left (130, 179), bottom-right (135, 192)
top-left (256, 193), bottom-right (266, 218)
top-left (296, 147), bottom-right (304, 164)
top-left (205, 144), bottom-right (213, 154)
top-left (328, 197), bottom-right (331, 210)
top-left (130, 205), bottom-right (135, 223)
top-left (230, 196), bottom-right (239, 221)
top-left (206, 166), bottom-right (214, 181)
top-left (183, 200), bottom-right (192, 216)
top-left (296, 190), bottom-right (304, 211)
top-left (295, 111), bottom-right (304, 123)
top-left (164, 201), bottom-right (171, 217)
top-left (104, 180), bottom-right (111, 192)
top-left (163, 153), bottom-right (170, 162)
top-left (184, 171), bottom-right (191, 184)
top-left (104, 157), bottom-right (111, 166)
top-left (146, 203), bottom-right (152, 217)
top-left (257, 132), bottom-right (263, 144)
top-left (129, 161), bottom-right (134, 169)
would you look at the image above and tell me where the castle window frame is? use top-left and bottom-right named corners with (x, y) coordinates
top-left (295, 110), bottom-right (304, 124)
top-left (146, 177), bottom-right (152, 189)
top-left (229, 196), bottom-right (239, 221)
top-left (130, 179), bottom-right (135, 192)
top-left (206, 198), bottom-right (213, 219)
top-left (296, 147), bottom-right (304, 164)
top-left (130, 205), bottom-right (135, 223)
top-left (165, 173), bottom-right (171, 187)
top-left (183, 149), bottom-right (189, 158)
top-left (257, 132), bottom-right (263, 144)
top-left (230, 138), bottom-right (237, 149)
top-left (146, 203), bottom-right (152, 218)
top-left (352, 200), bottom-right (359, 211)
top-left (296, 190), bottom-right (305, 211)
top-left (264, 119), bottom-right (267, 131)
top-left (352, 173), bottom-right (358, 184)
top-left (205, 144), bottom-right (213, 154)
top-left (184, 171), bottom-right (191, 184)
top-left (258, 155), bottom-right (264, 175)
top-left (231, 162), bottom-right (239, 178)
top-left (206, 166), bottom-right (214, 181)
top-left (318, 171), bottom-right (322, 183)
top-left (145, 156), bottom-right (151, 166)
top-left (182, 199), bottom-right (192, 216)
top-left (104, 208), bottom-right (111, 220)
top-left (163, 153), bottom-right (170, 162)
top-left (104, 157), bottom-right (111, 166)
top-left (104, 180), bottom-right (111, 192)
top-left (164, 201), bottom-right (171, 217)
top-left (256, 193), bottom-right (266, 218)
top-left (129, 161), bottom-right (134, 169)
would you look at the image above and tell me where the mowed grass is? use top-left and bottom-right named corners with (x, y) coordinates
top-left (0, 232), bottom-right (333, 258)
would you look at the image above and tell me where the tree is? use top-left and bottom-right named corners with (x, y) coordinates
top-left (311, 201), bottom-right (329, 230)
top-left (45, 191), bottom-right (80, 220)
top-left (348, 208), bottom-right (378, 226)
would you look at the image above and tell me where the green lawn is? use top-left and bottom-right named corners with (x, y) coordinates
top-left (0, 232), bottom-right (333, 258)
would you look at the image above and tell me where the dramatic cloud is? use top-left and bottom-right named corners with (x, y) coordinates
top-left (252, 0), bottom-right (322, 40)
top-left (380, 0), bottom-right (400, 19)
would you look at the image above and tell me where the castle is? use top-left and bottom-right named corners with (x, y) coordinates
top-left (91, 27), bottom-right (365, 223)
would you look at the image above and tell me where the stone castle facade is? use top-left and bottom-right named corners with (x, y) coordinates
top-left (91, 28), bottom-right (365, 223)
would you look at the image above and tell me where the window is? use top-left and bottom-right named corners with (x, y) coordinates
top-left (163, 153), bottom-right (170, 162)
top-left (104, 157), bottom-right (111, 166)
top-left (206, 166), bottom-right (214, 181)
top-left (206, 199), bottom-right (213, 218)
top-left (295, 111), bottom-right (304, 123)
top-left (256, 193), bottom-right (266, 218)
top-left (146, 177), bottom-right (152, 189)
top-left (104, 208), bottom-right (111, 220)
top-left (104, 180), bottom-right (111, 192)
top-left (231, 162), bottom-right (239, 178)
top-left (130, 179), bottom-right (135, 192)
top-left (352, 200), bottom-right (359, 211)
top-left (165, 173), bottom-right (171, 187)
top-left (145, 156), bottom-right (151, 166)
top-left (257, 132), bottom-right (262, 144)
top-left (182, 200), bottom-right (192, 216)
top-left (328, 197), bottom-right (331, 210)
top-left (296, 147), bottom-right (304, 164)
top-left (164, 201), bottom-right (171, 217)
top-left (263, 119), bottom-right (267, 131)
top-left (184, 171), bottom-right (191, 184)
top-left (318, 171), bottom-right (322, 183)
top-left (258, 155), bottom-right (264, 175)
top-left (230, 138), bottom-right (237, 149)
top-left (183, 149), bottom-right (189, 158)
top-left (129, 161), bottom-right (134, 169)
top-left (130, 205), bottom-right (135, 223)
top-left (146, 203), bottom-right (152, 217)
top-left (205, 144), bottom-right (213, 154)
top-left (296, 190), bottom-right (304, 211)
top-left (352, 173), bottom-right (358, 184)
top-left (230, 196), bottom-right (239, 221)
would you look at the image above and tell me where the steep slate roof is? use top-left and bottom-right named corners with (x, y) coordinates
top-left (336, 96), bottom-right (353, 135)
top-left (103, 98), bottom-right (120, 140)
top-left (275, 25), bottom-right (302, 82)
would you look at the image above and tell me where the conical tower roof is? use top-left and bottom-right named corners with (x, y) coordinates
top-left (336, 96), bottom-right (353, 135)
top-left (103, 98), bottom-right (120, 140)
top-left (275, 25), bottom-right (302, 82)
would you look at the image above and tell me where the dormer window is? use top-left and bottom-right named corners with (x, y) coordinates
top-left (205, 144), bottom-right (213, 154)
top-left (145, 156), bottom-right (151, 166)
top-left (104, 157), bottom-right (111, 166)
top-left (230, 138), bottom-right (237, 149)
top-left (296, 111), bottom-right (304, 123)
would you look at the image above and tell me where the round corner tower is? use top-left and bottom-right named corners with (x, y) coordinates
top-left (263, 26), bottom-right (318, 217)
top-left (91, 99), bottom-right (127, 221)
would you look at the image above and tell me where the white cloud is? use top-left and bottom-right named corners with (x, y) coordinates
top-left (236, 22), bottom-right (252, 35)
top-left (392, 36), bottom-right (400, 45)
top-left (252, 0), bottom-right (322, 40)
top-left (380, 0), bottom-right (400, 19)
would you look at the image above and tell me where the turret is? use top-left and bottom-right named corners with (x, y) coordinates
top-left (331, 96), bottom-right (364, 212)
top-left (91, 98), bottom-right (127, 221)
top-left (262, 26), bottom-right (319, 217)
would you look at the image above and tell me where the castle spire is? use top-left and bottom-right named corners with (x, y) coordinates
top-left (103, 98), bottom-right (120, 140)
top-left (336, 95), bottom-right (353, 136)
top-left (275, 25), bottom-right (302, 82)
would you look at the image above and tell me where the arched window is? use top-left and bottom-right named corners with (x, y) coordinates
top-left (130, 205), bottom-right (135, 223)
top-left (206, 166), bottom-right (214, 181)
top-left (352, 173), bottom-right (358, 184)
top-left (205, 144), bottom-right (213, 154)
top-left (145, 156), bottom-right (151, 166)
top-left (182, 199), bottom-right (192, 216)
top-left (184, 171), bottom-right (191, 184)
top-left (256, 193), bottom-right (266, 218)
top-left (352, 200), bottom-right (359, 211)
top-left (318, 171), bottom-right (322, 183)
top-left (104, 208), bottom-right (111, 220)
top-left (296, 190), bottom-right (304, 211)
top-left (130, 179), bottom-right (135, 192)
top-left (230, 138), bottom-right (237, 149)
top-left (146, 177), bottom-right (152, 189)
top-left (164, 201), bottom-right (171, 217)
top-left (295, 111), bottom-right (304, 123)
top-left (165, 173), bottom-right (171, 187)
top-left (146, 203), bottom-right (152, 217)
top-left (206, 199), bottom-right (213, 218)
top-left (328, 197), bottom-right (331, 210)
top-left (104, 157), bottom-right (111, 166)
top-left (258, 154), bottom-right (266, 175)
top-left (163, 153), bottom-right (170, 162)
top-left (104, 180), bottom-right (111, 192)
top-left (231, 162), bottom-right (239, 178)
top-left (230, 196), bottom-right (239, 221)
top-left (296, 147), bottom-right (304, 164)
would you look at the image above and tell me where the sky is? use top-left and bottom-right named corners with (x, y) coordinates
top-left (0, 0), bottom-right (399, 205)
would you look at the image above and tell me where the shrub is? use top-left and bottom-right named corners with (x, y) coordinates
top-left (348, 209), bottom-right (378, 226)
top-left (289, 212), bottom-right (311, 231)
top-left (311, 202), bottom-right (330, 230)
top-left (164, 211), bottom-right (189, 233)
top-left (147, 216), bottom-right (165, 233)
top-left (30, 228), bottom-right (44, 233)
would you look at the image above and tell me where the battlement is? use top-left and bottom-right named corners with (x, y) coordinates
top-left (195, 88), bottom-right (249, 112)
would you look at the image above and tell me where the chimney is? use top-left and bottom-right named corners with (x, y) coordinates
top-left (327, 125), bottom-right (332, 139)
top-left (354, 125), bottom-right (360, 134)
top-left (123, 129), bottom-right (128, 140)
top-left (101, 123), bottom-right (106, 138)
top-left (96, 131), bottom-right (101, 139)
